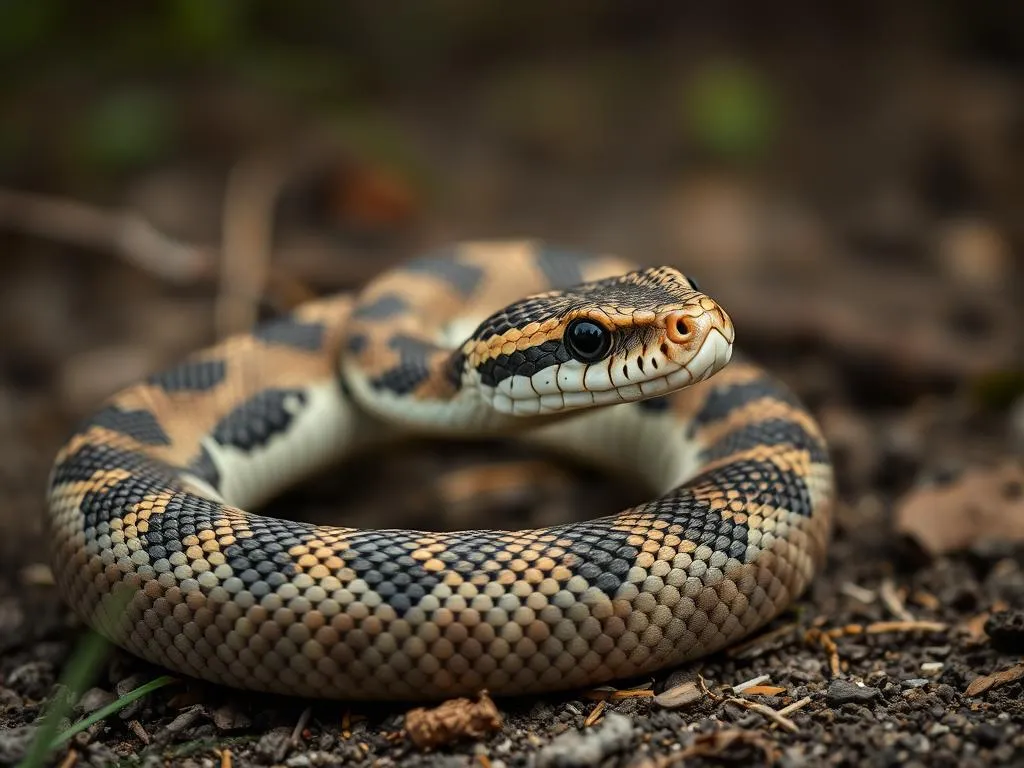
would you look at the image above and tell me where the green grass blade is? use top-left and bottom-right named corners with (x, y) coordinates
top-left (50, 674), bottom-right (178, 750)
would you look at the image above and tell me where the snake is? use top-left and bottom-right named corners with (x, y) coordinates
top-left (47, 240), bottom-right (833, 701)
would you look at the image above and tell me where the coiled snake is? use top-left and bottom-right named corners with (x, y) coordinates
top-left (47, 241), bottom-right (833, 700)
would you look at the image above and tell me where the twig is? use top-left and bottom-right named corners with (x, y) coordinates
top-left (732, 674), bottom-right (770, 694)
top-left (880, 579), bottom-right (915, 622)
top-left (776, 696), bottom-right (813, 718)
top-left (840, 582), bottom-right (876, 605)
top-left (56, 749), bottom-right (78, 768)
top-left (216, 137), bottom-right (345, 337)
top-left (290, 706), bottom-right (313, 746)
top-left (827, 620), bottom-right (948, 637)
top-left (805, 628), bottom-right (842, 677)
top-left (0, 187), bottom-right (212, 283)
top-left (217, 154), bottom-right (285, 337)
top-left (583, 699), bottom-right (606, 727)
top-left (725, 697), bottom-right (799, 733)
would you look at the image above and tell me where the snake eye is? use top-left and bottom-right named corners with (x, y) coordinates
top-left (564, 318), bottom-right (612, 363)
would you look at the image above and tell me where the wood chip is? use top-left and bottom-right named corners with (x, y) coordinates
top-left (653, 680), bottom-right (703, 709)
top-left (128, 719), bottom-right (150, 745)
top-left (405, 691), bottom-right (503, 749)
top-left (741, 685), bottom-right (786, 697)
top-left (959, 600), bottom-right (1009, 645)
top-left (732, 674), bottom-right (770, 693)
top-left (726, 697), bottom-right (799, 733)
top-left (583, 699), bottom-right (607, 727)
top-left (57, 749), bottom-right (78, 768)
top-left (965, 662), bottom-right (1024, 697)
top-left (911, 590), bottom-right (941, 611)
top-left (217, 748), bottom-right (232, 768)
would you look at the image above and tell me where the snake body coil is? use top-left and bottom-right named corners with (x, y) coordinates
top-left (47, 241), bottom-right (833, 700)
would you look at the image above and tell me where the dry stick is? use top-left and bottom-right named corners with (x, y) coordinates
top-left (879, 579), bottom-right (915, 622)
top-left (725, 697), bottom-right (799, 733)
top-left (0, 187), bottom-right (213, 283)
top-left (217, 155), bottom-right (284, 338)
top-left (216, 138), bottom-right (347, 338)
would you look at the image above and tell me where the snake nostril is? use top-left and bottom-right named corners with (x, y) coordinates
top-left (667, 313), bottom-right (701, 343)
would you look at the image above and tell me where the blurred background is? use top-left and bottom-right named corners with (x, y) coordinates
top-left (1, 1), bottom-right (1022, 569)
top-left (1, 4), bottom-right (1024, 764)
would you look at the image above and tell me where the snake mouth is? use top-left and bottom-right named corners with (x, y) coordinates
top-left (486, 326), bottom-right (733, 416)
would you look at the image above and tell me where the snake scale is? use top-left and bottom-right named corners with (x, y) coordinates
top-left (47, 240), bottom-right (833, 700)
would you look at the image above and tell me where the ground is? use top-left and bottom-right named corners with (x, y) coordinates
top-left (1, 5), bottom-right (1023, 767)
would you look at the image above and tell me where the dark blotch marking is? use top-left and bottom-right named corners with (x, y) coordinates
top-left (347, 333), bottom-right (368, 354)
top-left (688, 458), bottom-right (815, 518)
top-left (477, 339), bottom-right (571, 387)
top-left (211, 389), bottom-right (307, 450)
top-left (701, 418), bottom-right (829, 465)
top-left (534, 247), bottom-right (592, 290)
top-left (368, 335), bottom-right (436, 395)
top-left (147, 359), bottom-right (226, 393)
top-left (403, 253), bottom-right (484, 297)
top-left (253, 316), bottom-right (326, 351)
top-left (89, 405), bottom-right (171, 446)
top-left (185, 444), bottom-right (221, 491)
top-left (693, 377), bottom-right (802, 428)
top-left (352, 294), bottom-right (409, 320)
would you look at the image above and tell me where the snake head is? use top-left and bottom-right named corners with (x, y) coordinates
top-left (464, 266), bottom-right (735, 416)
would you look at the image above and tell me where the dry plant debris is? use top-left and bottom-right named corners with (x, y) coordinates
top-left (965, 662), bottom-right (1024, 697)
top-left (404, 691), bottom-right (502, 749)
top-left (895, 461), bottom-right (1024, 555)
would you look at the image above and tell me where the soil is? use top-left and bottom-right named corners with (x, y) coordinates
top-left (1, 5), bottom-right (1023, 767)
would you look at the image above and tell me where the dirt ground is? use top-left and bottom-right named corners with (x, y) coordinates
top-left (1, 5), bottom-right (1023, 767)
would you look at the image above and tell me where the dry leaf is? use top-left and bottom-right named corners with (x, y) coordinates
top-left (895, 461), bottom-right (1024, 555)
top-left (405, 691), bottom-right (502, 749)
top-left (965, 662), bottom-right (1024, 697)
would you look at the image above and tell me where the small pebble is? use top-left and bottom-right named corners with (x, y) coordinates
top-left (827, 679), bottom-right (882, 707)
top-left (77, 687), bottom-right (116, 714)
top-left (536, 712), bottom-right (634, 768)
top-left (901, 679), bottom-right (931, 689)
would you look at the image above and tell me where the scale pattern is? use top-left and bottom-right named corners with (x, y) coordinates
top-left (47, 241), bottom-right (833, 700)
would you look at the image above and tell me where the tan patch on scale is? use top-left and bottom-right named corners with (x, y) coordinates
top-left (52, 466), bottom-right (134, 516)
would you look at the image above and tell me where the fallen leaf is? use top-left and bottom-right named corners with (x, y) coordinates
top-left (895, 461), bottom-right (1024, 555)
top-left (965, 662), bottom-right (1024, 697)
